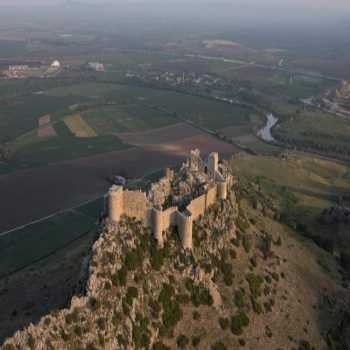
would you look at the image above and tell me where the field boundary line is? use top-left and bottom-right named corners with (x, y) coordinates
top-left (0, 195), bottom-right (103, 238)
top-left (0, 226), bottom-right (98, 280)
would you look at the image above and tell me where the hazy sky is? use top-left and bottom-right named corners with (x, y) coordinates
top-left (0, 0), bottom-right (349, 9)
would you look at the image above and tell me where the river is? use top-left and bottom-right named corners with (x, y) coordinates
top-left (257, 113), bottom-right (279, 143)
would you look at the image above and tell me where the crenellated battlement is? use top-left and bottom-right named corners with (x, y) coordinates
top-left (106, 150), bottom-right (233, 250)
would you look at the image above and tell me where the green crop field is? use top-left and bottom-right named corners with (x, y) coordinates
top-left (83, 103), bottom-right (177, 134)
top-left (275, 110), bottom-right (350, 155)
top-left (0, 213), bottom-right (95, 277)
top-left (0, 197), bottom-right (103, 278)
top-left (0, 94), bottom-right (85, 144)
top-left (45, 82), bottom-right (255, 131)
top-left (143, 92), bottom-right (253, 130)
top-left (232, 152), bottom-right (350, 222)
top-left (14, 121), bottom-right (129, 166)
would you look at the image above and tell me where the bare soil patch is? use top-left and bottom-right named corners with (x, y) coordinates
top-left (37, 125), bottom-right (56, 138)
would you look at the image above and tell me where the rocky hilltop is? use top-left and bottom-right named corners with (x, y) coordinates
top-left (2, 161), bottom-right (350, 350)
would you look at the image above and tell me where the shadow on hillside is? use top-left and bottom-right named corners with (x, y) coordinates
top-left (0, 231), bottom-right (95, 344)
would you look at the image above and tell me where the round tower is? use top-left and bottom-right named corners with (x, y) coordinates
top-left (217, 181), bottom-right (228, 200)
top-left (108, 185), bottom-right (124, 223)
top-left (178, 213), bottom-right (193, 250)
top-left (152, 208), bottom-right (164, 247)
top-left (208, 152), bottom-right (219, 180)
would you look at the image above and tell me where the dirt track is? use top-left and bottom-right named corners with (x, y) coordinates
top-left (0, 124), bottom-right (238, 232)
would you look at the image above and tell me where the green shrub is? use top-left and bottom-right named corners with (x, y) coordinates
top-left (231, 312), bottom-right (250, 335)
top-left (265, 326), bottom-right (273, 338)
top-left (158, 284), bottom-right (183, 331)
top-left (122, 300), bottom-right (130, 316)
top-left (211, 341), bottom-right (227, 350)
top-left (112, 267), bottom-right (127, 286)
top-left (192, 336), bottom-right (201, 348)
top-left (246, 274), bottom-right (264, 299)
top-left (230, 249), bottom-right (237, 259)
top-left (265, 275), bottom-right (272, 284)
top-left (162, 300), bottom-right (182, 330)
top-left (185, 279), bottom-right (213, 307)
top-left (271, 272), bottom-right (279, 281)
top-left (74, 325), bottom-right (83, 337)
top-left (150, 242), bottom-right (170, 271)
top-left (125, 248), bottom-right (144, 271)
top-left (250, 256), bottom-right (258, 268)
top-left (177, 335), bottom-right (189, 348)
top-left (3, 344), bottom-right (15, 350)
top-left (260, 234), bottom-right (273, 259)
top-left (133, 322), bottom-right (150, 349)
top-left (234, 289), bottom-right (246, 309)
top-left (153, 341), bottom-right (171, 350)
top-left (96, 317), bottom-right (106, 330)
top-left (149, 298), bottom-right (161, 319)
top-left (238, 339), bottom-right (246, 347)
top-left (126, 286), bottom-right (138, 305)
top-left (251, 297), bottom-right (263, 315)
top-left (275, 236), bottom-right (282, 246)
top-left (219, 317), bottom-right (230, 330)
top-left (221, 262), bottom-right (234, 286)
top-left (117, 335), bottom-right (127, 347)
top-left (86, 343), bottom-right (98, 350)
top-left (242, 234), bottom-right (252, 253)
top-left (298, 340), bottom-right (313, 350)
top-left (193, 310), bottom-right (201, 320)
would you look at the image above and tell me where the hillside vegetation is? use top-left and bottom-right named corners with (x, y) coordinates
top-left (2, 178), bottom-right (349, 350)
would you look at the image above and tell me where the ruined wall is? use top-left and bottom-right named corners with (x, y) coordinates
top-left (186, 185), bottom-right (218, 221)
top-left (206, 185), bottom-right (217, 208)
top-left (187, 194), bottom-right (206, 221)
top-left (122, 190), bottom-right (152, 226)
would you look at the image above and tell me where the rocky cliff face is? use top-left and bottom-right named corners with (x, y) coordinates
top-left (2, 184), bottom-right (349, 350)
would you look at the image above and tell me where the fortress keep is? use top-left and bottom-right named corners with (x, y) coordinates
top-left (107, 150), bottom-right (233, 250)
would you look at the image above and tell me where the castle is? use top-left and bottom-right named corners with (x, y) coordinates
top-left (106, 150), bottom-right (233, 250)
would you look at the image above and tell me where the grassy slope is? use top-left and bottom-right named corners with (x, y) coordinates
top-left (231, 152), bottom-right (350, 250)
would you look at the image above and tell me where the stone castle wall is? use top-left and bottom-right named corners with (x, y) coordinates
top-left (122, 190), bottom-right (152, 225)
top-left (107, 151), bottom-right (231, 249)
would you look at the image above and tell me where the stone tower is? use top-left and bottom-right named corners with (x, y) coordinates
top-left (108, 185), bottom-right (124, 223)
top-left (208, 152), bottom-right (219, 180)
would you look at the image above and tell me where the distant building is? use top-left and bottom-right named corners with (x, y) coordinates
top-left (88, 62), bottom-right (105, 72)
top-left (50, 60), bottom-right (61, 69)
top-left (8, 65), bottom-right (29, 72)
top-left (6, 65), bottom-right (30, 79)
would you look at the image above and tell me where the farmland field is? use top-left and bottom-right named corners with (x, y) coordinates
top-left (232, 152), bottom-right (350, 218)
top-left (45, 82), bottom-right (256, 131)
top-left (274, 110), bottom-right (350, 156)
top-left (0, 94), bottom-right (85, 143)
top-left (0, 124), bottom-right (238, 233)
top-left (0, 82), bottom-right (258, 169)
top-left (0, 197), bottom-right (102, 342)
top-left (82, 103), bottom-right (177, 134)
top-left (0, 210), bottom-right (97, 278)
